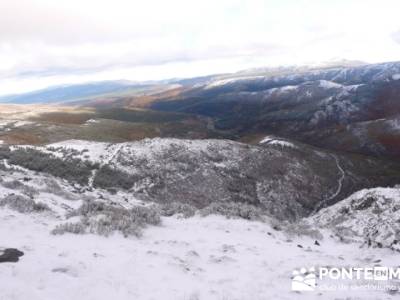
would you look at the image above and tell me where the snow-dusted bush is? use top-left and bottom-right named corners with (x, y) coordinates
top-left (159, 202), bottom-right (196, 218)
top-left (41, 178), bottom-right (77, 200)
top-left (283, 221), bottom-right (323, 240)
top-left (2, 180), bottom-right (39, 198)
top-left (93, 166), bottom-right (135, 190)
top-left (2, 180), bottom-right (24, 190)
top-left (52, 222), bottom-right (86, 235)
top-left (8, 148), bottom-right (95, 185)
top-left (67, 200), bottom-right (106, 218)
top-left (0, 194), bottom-right (50, 213)
top-left (200, 201), bottom-right (264, 221)
top-left (54, 201), bottom-right (161, 237)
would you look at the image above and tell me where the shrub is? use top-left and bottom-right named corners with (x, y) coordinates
top-left (159, 202), bottom-right (196, 218)
top-left (0, 194), bottom-right (50, 213)
top-left (1, 180), bottom-right (39, 198)
top-left (0, 146), bottom-right (11, 160)
top-left (200, 201), bottom-right (264, 221)
top-left (129, 205), bottom-right (162, 226)
top-left (8, 148), bottom-right (95, 185)
top-left (92, 166), bottom-right (136, 190)
top-left (52, 222), bottom-right (86, 235)
top-left (67, 200), bottom-right (107, 218)
top-left (54, 201), bottom-right (161, 237)
top-left (284, 221), bottom-right (323, 240)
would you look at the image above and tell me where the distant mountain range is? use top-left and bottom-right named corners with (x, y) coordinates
top-left (0, 60), bottom-right (370, 105)
top-left (1, 61), bottom-right (400, 160)
top-left (146, 61), bottom-right (400, 160)
top-left (0, 81), bottom-right (155, 104)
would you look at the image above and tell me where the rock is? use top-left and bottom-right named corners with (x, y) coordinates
top-left (0, 248), bottom-right (24, 263)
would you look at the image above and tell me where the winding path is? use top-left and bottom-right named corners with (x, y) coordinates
top-left (313, 154), bottom-right (345, 213)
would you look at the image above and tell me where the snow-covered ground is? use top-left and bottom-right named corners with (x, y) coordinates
top-left (1, 208), bottom-right (399, 300)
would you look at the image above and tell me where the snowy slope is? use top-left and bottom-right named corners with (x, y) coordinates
top-left (2, 207), bottom-right (400, 300)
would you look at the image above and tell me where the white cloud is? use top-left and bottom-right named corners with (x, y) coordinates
top-left (0, 0), bottom-right (400, 95)
top-left (392, 30), bottom-right (400, 44)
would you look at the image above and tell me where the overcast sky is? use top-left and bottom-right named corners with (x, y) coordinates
top-left (0, 0), bottom-right (400, 95)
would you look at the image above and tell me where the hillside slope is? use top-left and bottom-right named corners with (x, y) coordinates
top-left (2, 138), bottom-right (398, 221)
top-left (0, 144), bottom-right (399, 299)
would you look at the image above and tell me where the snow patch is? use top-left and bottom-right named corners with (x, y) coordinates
top-left (46, 140), bottom-right (116, 163)
top-left (259, 136), bottom-right (273, 144)
top-left (387, 118), bottom-right (400, 131)
top-left (259, 136), bottom-right (297, 148)
top-left (13, 121), bottom-right (34, 127)
top-left (318, 80), bottom-right (342, 89)
top-left (205, 76), bottom-right (265, 89)
top-left (344, 84), bottom-right (364, 91)
top-left (84, 119), bottom-right (100, 125)
top-left (392, 74), bottom-right (400, 80)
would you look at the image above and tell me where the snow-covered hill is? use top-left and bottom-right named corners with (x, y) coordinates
top-left (0, 138), bottom-right (399, 299)
top-left (10, 138), bottom-right (397, 221)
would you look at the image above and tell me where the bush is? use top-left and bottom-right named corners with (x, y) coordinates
top-left (8, 148), bottom-right (95, 185)
top-left (54, 201), bottom-right (161, 237)
top-left (159, 202), bottom-right (196, 218)
top-left (67, 200), bottom-right (107, 218)
top-left (284, 221), bottom-right (323, 240)
top-left (92, 166), bottom-right (136, 190)
top-left (1, 180), bottom-right (39, 198)
top-left (0, 146), bottom-right (11, 160)
top-left (52, 222), bottom-right (86, 235)
top-left (0, 161), bottom-right (8, 171)
top-left (200, 201), bottom-right (264, 221)
top-left (0, 194), bottom-right (50, 213)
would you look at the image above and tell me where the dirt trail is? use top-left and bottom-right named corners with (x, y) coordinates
top-left (313, 154), bottom-right (345, 213)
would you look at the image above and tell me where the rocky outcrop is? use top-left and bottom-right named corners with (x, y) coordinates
top-left (309, 187), bottom-right (400, 251)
